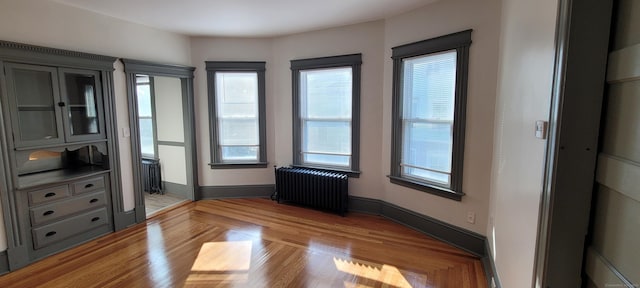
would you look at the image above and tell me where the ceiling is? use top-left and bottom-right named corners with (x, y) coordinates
top-left (51, 0), bottom-right (438, 37)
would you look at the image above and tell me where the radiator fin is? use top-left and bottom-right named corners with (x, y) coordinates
top-left (275, 167), bottom-right (348, 215)
top-left (142, 158), bottom-right (162, 194)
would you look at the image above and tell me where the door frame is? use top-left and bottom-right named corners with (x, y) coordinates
top-left (121, 59), bottom-right (197, 224)
top-left (534, 0), bottom-right (614, 286)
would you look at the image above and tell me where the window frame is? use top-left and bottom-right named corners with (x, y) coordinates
top-left (135, 75), bottom-right (158, 159)
top-left (291, 54), bottom-right (361, 176)
top-left (389, 30), bottom-right (472, 201)
top-left (206, 61), bottom-right (267, 168)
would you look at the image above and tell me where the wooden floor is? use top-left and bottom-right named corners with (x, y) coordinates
top-left (0, 199), bottom-right (486, 288)
top-left (144, 192), bottom-right (189, 217)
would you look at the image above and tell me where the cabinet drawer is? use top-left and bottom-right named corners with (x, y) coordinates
top-left (30, 191), bottom-right (106, 226)
top-left (32, 207), bottom-right (108, 249)
top-left (29, 185), bottom-right (70, 205)
top-left (72, 176), bottom-right (105, 195)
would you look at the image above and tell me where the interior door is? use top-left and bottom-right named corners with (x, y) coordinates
top-left (583, 0), bottom-right (640, 286)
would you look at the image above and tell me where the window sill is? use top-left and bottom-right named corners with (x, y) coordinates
top-left (209, 162), bottom-right (269, 169)
top-left (388, 175), bottom-right (464, 201)
top-left (292, 164), bottom-right (361, 178)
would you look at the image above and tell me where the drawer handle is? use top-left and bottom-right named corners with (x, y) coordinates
top-left (44, 192), bottom-right (56, 198)
top-left (91, 217), bottom-right (100, 222)
top-left (45, 231), bottom-right (57, 237)
top-left (89, 198), bottom-right (99, 204)
top-left (43, 210), bottom-right (55, 216)
top-left (84, 183), bottom-right (94, 189)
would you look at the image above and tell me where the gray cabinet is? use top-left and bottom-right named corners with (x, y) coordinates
top-left (0, 41), bottom-right (120, 270)
top-left (4, 63), bottom-right (105, 148)
top-left (25, 175), bottom-right (111, 251)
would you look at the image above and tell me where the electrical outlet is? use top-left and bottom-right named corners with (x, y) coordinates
top-left (466, 211), bottom-right (476, 224)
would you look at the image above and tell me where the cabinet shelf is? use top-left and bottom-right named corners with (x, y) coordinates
top-left (18, 167), bottom-right (110, 190)
top-left (14, 139), bottom-right (108, 152)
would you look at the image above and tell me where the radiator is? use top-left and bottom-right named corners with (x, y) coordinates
top-left (275, 167), bottom-right (348, 215)
top-left (142, 158), bottom-right (162, 194)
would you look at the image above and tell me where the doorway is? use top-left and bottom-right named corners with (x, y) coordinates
top-left (121, 59), bottom-right (198, 223)
top-left (134, 74), bottom-right (190, 217)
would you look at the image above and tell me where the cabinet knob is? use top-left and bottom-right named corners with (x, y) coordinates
top-left (57, 102), bottom-right (65, 107)
top-left (45, 231), bottom-right (57, 237)
top-left (91, 217), bottom-right (100, 222)
top-left (84, 183), bottom-right (94, 189)
top-left (89, 198), bottom-right (99, 204)
top-left (44, 192), bottom-right (56, 198)
top-left (43, 210), bottom-right (54, 216)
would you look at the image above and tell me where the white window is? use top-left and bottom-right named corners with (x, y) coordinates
top-left (390, 30), bottom-right (472, 200)
top-left (300, 67), bottom-right (352, 167)
top-left (401, 51), bottom-right (457, 186)
top-left (206, 62), bottom-right (267, 167)
top-left (291, 54), bottom-right (361, 174)
top-left (216, 72), bottom-right (259, 161)
top-left (136, 75), bottom-right (155, 158)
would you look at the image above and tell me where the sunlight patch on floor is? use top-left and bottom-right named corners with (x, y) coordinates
top-left (333, 257), bottom-right (413, 288)
top-left (185, 241), bottom-right (252, 285)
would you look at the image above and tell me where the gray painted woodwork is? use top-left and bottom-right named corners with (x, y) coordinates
top-left (534, 0), bottom-right (614, 287)
top-left (198, 185), bottom-right (275, 199)
top-left (161, 181), bottom-right (189, 199)
top-left (0, 40), bottom-right (119, 271)
top-left (205, 61), bottom-right (268, 168)
top-left (290, 54), bottom-right (362, 174)
top-left (120, 59), bottom-right (197, 224)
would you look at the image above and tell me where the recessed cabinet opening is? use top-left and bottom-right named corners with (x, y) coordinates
top-left (16, 145), bottom-right (108, 176)
top-left (16, 145), bottom-right (109, 189)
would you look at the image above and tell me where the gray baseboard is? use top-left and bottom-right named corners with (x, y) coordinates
top-left (162, 181), bottom-right (189, 199)
top-left (0, 250), bottom-right (8, 275)
top-left (113, 210), bottom-right (137, 231)
top-left (198, 184), bottom-right (275, 199)
top-left (349, 196), bottom-right (485, 257)
top-left (482, 240), bottom-right (502, 288)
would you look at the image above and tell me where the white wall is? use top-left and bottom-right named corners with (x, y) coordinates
top-left (487, 0), bottom-right (558, 286)
top-left (154, 76), bottom-right (185, 143)
top-left (154, 76), bottom-right (187, 186)
top-left (0, 0), bottom-right (191, 251)
top-left (191, 37), bottom-right (275, 185)
top-left (190, 0), bottom-right (501, 235)
top-left (271, 21), bottom-right (386, 199)
top-left (382, 0), bottom-right (501, 234)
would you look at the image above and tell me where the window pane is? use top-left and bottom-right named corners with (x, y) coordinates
top-left (400, 50), bottom-right (456, 187)
top-left (304, 154), bottom-right (350, 167)
top-left (136, 83), bottom-right (152, 117)
top-left (402, 51), bottom-right (456, 121)
top-left (221, 146), bottom-right (258, 161)
top-left (139, 118), bottom-right (154, 156)
top-left (303, 120), bottom-right (351, 155)
top-left (300, 67), bottom-right (352, 119)
top-left (403, 166), bottom-right (450, 185)
top-left (402, 121), bottom-right (452, 173)
top-left (216, 72), bottom-right (258, 117)
top-left (219, 119), bottom-right (258, 146)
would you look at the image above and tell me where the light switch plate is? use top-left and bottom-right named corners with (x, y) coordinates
top-left (122, 127), bottom-right (130, 138)
top-left (535, 120), bottom-right (548, 139)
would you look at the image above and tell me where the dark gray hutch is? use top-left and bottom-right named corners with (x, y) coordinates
top-left (0, 41), bottom-right (122, 270)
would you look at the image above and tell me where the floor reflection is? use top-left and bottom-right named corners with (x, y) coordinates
top-left (185, 241), bottom-right (253, 286)
top-left (333, 257), bottom-right (413, 288)
top-left (146, 224), bottom-right (173, 287)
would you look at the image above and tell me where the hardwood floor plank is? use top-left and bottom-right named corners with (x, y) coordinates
top-left (0, 199), bottom-right (486, 287)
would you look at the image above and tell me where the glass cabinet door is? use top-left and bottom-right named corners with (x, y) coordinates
top-left (4, 63), bottom-right (65, 147)
top-left (59, 69), bottom-right (105, 141)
